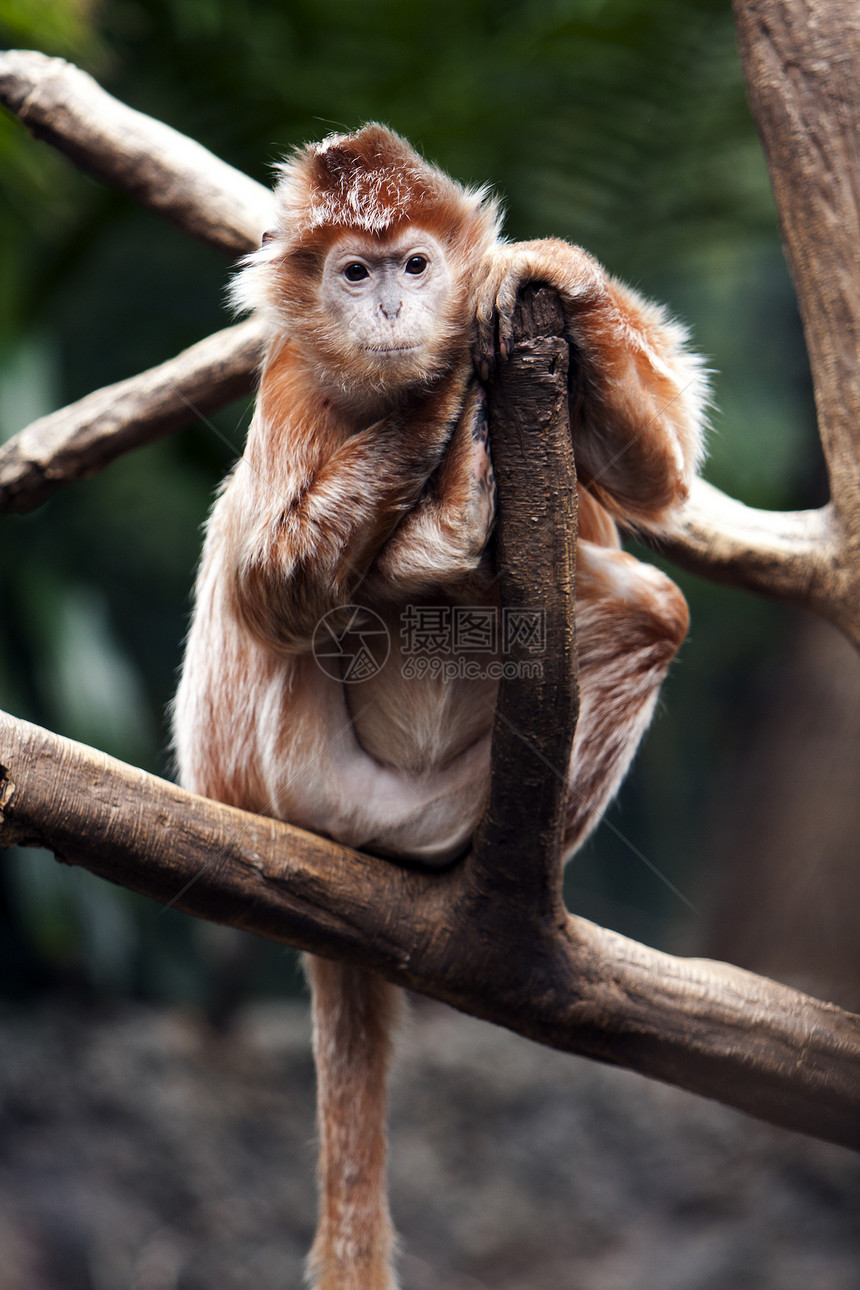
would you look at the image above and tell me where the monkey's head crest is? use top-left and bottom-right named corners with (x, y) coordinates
top-left (278, 124), bottom-right (500, 243)
top-left (230, 124), bottom-right (502, 323)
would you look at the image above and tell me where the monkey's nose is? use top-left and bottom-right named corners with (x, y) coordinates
top-left (379, 294), bottom-right (402, 320)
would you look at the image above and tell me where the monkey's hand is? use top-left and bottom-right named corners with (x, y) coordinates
top-left (472, 239), bottom-right (603, 380)
top-left (472, 238), bottom-right (709, 531)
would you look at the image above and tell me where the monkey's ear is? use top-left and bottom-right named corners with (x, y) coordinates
top-left (261, 230), bottom-right (278, 245)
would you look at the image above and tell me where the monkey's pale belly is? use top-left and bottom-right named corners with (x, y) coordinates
top-left (345, 639), bottom-right (498, 774)
top-left (266, 652), bottom-right (494, 864)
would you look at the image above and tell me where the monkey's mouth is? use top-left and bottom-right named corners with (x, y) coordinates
top-left (363, 344), bottom-right (420, 355)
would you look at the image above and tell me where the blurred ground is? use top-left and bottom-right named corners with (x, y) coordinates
top-left (0, 997), bottom-right (857, 1290)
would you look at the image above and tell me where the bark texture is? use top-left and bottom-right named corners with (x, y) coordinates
top-left (471, 288), bottom-right (578, 915)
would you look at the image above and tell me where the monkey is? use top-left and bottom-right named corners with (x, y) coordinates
top-left (172, 124), bottom-right (708, 1290)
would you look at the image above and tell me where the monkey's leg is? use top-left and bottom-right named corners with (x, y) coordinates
top-left (563, 540), bottom-right (689, 853)
top-left (368, 381), bottom-right (496, 597)
top-left (306, 955), bottom-right (403, 1290)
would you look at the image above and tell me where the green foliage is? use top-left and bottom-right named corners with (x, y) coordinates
top-left (0, 0), bottom-right (103, 59)
top-left (0, 0), bottom-right (820, 999)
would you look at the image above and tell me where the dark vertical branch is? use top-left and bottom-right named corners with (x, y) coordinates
top-left (468, 288), bottom-right (578, 922)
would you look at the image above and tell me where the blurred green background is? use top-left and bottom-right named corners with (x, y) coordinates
top-left (1, 0), bottom-right (856, 1015)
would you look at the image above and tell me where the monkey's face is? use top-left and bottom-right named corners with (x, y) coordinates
top-left (316, 228), bottom-right (462, 394)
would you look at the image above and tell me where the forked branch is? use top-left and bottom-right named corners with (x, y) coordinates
top-left (1, 709), bottom-right (858, 1148)
top-left (1, 288), bottom-right (858, 1151)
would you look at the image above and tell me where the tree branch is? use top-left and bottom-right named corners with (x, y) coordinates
top-left (0, 49), bottom-right (273, 255)
top-left (0, 318), bottom-right (266, 513)
top-left (729, 0), bottom-right (860, 648)
top-left (664, 481), bottom-right (845, 611)
top-left (733, 0), bottom-right (860, 507)
top-left (470, 287), bottom-right (577, 918)
top-left (2, 708), bottom-right (858, 1149)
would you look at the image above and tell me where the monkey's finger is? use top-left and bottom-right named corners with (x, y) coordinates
top-left (471, 314), bottom-right (498, 383)
top-left (495, 275), bottom-right (523, 361)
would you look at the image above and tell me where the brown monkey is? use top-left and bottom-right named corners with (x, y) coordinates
top-left (172, 124), bottom-right (707, 1290)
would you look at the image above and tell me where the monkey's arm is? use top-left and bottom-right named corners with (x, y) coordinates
top-left (474, 240), bottom-right (709, 530)
top-left (229, 379), bottom-right (470, 651)
top-left (367, 381), bottom-right (496, 599)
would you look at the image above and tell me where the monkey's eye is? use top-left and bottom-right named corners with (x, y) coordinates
top-left (343, 263), bottom-right (369, 283)
top-left (405, 255), bottom-right (428, 275)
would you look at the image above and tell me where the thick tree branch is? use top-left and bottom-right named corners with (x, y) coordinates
top-left (730, 0), bottom-right (860, 647)
top-left (0, 319), bottom-right (267, 512)
top-left (2, 708), bottom-right (858, 1149)
top-left (663, 482), bottom-right (855, 621)
top-left (0, 49), bottom-right (273, 255)
top-left (733, 0), bottom-right (860, 507)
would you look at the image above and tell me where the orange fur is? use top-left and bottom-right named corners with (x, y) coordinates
top-left (173, 125), bottom-right (708, 1290)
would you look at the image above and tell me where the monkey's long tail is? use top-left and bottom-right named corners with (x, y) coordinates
top-left (305, 954), bottom-right (403, 1290)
